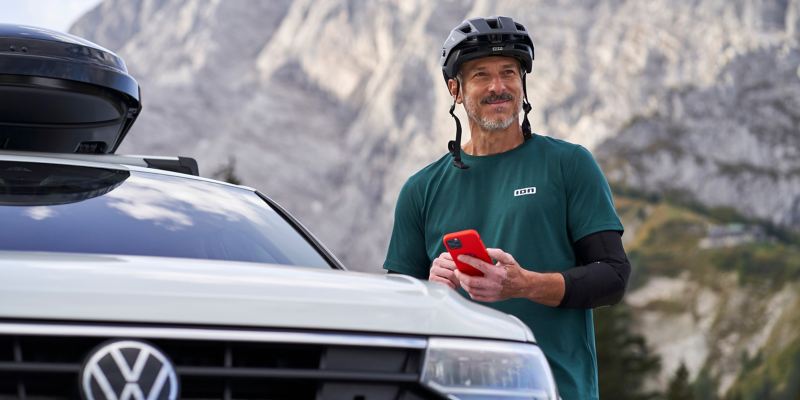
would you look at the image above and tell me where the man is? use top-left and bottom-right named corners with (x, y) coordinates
top-left (383, 16), bottom-right (631, 400)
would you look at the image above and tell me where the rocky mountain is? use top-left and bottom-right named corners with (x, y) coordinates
top-left (72, 0), bottom-right (800, 272)
top-left (70, 0), bottom-right (800, 397)
top-left (598, 44), bottom-right (800, 229)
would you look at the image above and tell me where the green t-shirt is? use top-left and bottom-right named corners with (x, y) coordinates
top-left (383, 134), bottom-right (623, 400)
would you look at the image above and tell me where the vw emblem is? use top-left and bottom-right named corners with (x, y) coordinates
top-left (80, 340), bottom-right (179, 400)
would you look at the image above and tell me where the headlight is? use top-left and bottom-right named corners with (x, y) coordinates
top-left (421, 338), bottom-right (558, 400)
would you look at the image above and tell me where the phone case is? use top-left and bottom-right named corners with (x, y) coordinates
top-left (442, 229), bottom-right (492, 276)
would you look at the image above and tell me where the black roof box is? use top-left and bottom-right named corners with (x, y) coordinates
top-left (0, 24), bottom-right (141, 154)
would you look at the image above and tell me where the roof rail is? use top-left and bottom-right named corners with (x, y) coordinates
top-left (138, 156), bottom-right (199, 176)
top-left (0, 150), bottom-right (200, 176)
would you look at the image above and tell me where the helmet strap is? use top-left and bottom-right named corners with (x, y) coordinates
top-left (448, 100), bottom-right (469, 169)
top-left (448, 79), bottom-right (468, 169)
top-left (522, 73), bottom-right (533, 140)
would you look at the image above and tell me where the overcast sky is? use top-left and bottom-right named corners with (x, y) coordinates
top-left (0, 0), bottom-right (103, 32)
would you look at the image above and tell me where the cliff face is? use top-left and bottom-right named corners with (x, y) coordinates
top-left (72, 0), bottom-right (800, 272)
top-left (598, 45), bottom-right (800, 229)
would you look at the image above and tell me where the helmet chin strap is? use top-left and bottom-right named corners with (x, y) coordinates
top-left (448, 78), bottom-right (468, 169)
top-left (521, 73), bottom-right (533, 140)
top-left (448, 99), bottom-right (468, 169)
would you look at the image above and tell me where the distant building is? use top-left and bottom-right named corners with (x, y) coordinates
top-left (699, 223), bottom-right (768, 249)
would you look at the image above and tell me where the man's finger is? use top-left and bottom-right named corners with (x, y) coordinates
top-left (454, 270), bottom-right (467, 285)
top-left (434, 256), bottom-right (457, 271)
top-left (439, 259), bottom-right (457, 271)
top-left (486, 248), bottom-right (515, 265)
top-left (440, 252), bottom-right (453, 261)
top-left (455, 270), bottom-right (487, 293)
top-left (457, 254), bottom-right (494, 274)
top-left (454, 270), bottom-right (474, 290)
top-left (432, 265), bottom-right (455, 280)
top-left (445, 270), bottom-right (460, 287)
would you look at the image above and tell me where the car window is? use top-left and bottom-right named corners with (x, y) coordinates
top-left (0, 161), bottom-right (333, 269)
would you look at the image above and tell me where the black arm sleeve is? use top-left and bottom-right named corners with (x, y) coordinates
top-left (558, 230), bottom-right (631, 309)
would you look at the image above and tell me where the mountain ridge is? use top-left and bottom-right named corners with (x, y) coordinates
top-left (72, 0), bottom-right (800, 272)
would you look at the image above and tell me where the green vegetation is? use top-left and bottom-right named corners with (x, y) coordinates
top-left (612, 184), bottom-right (800, 244)
top-left (666, 363), bottom-right (694, 400)
top-left (693, 367), bottom-right (719, 400)
top-left (609, 190), bottom-right (800, 399)
top-left (725, 336), bottom-right (800, 400)
top-left (724, 297), bottom-right (800, 400)
top-left (595, 304), bottom-right (662, 400)
top-left (708, 243), bottom-right (800, 286)
top-left (614, 192), bottom-right (800, 288)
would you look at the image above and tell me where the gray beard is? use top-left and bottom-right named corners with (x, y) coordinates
top-left (476, 114), bottom-right (517, 130)
top-left (465, 97), bottom-right (523, 132)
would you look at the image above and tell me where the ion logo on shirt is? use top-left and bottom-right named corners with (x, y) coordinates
top-left (513, 187), bottom-right (537, 197)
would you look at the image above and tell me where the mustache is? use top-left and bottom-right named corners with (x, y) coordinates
top-left (480, 92), bottom-right (514, 104)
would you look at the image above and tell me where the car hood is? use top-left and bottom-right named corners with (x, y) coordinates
top-left (0, 251), bottom-right (534, 342)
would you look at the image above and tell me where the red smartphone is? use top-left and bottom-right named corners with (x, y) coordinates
top-left (442, 229), bottom-right (492, 277)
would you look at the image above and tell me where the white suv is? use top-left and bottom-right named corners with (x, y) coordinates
top-left (0, 24), bottom-right (558, 400)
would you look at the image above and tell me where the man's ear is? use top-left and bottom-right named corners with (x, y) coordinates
top-left (447, 78), bottom-right (462, 104)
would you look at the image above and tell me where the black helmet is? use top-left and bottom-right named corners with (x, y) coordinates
top-left (440, 16), bottom-right (534, 82)
top-left (440, 16), bottom-right (535, 169)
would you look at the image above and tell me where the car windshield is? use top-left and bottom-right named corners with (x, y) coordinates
top-left (0, 160), bottom-right (333, 269)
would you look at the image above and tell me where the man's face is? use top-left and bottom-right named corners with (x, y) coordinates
top-left (450, 56), bottom-right (524, 131)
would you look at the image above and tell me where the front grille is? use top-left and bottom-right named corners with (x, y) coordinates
top-left (0, 322), bottom-right (444, 400)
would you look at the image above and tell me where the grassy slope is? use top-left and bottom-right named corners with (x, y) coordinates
top-left (614, 193), bottom-right (800, 399)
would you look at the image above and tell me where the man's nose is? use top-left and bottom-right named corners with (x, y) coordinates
top-left (487, 75), bottom-right (507, 92)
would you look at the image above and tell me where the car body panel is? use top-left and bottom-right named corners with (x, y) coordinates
top-left (0, 251), bottom-right (534, 342)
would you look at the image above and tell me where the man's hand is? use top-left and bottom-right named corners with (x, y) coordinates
top-left (429, 252), bottom-right (460, 289)
top-left (455, 248), bottom-right (565, 306)
top-left (453, 248), bottom-right (523, 302)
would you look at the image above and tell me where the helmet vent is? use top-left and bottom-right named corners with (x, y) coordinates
top-left (487, 19), bottom-right (499, 29)
top-left (515, 23), bottom-right (525, 31)
top-left (459, 25), bottom-right (472, 34)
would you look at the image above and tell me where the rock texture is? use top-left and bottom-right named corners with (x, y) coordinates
top-left (627, 272), bottom-right (800, 394)
top-left (72, 0), bottom-right (800, 272)
top-left (598, 44), bottom-right (800, 228)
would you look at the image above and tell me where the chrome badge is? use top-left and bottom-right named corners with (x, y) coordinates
top-left (80, 340), bottom-right (179, 400)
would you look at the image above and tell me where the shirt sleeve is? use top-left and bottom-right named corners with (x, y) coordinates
top-left (564, 145), bottom-right (624, 242)
top-left (558, 230), bottom-right (631, 308)
top-left (383, 178), bottom-right (430, 279)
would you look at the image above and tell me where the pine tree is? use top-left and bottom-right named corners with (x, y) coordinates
top-left (692, 367), bottom-right (718, 400)
top-left (212, 157), bottom-right (242, 185)
top-left (666, 362), bottom-right (694, 400)
top-left (595, 304), bottom-right (661, 400)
